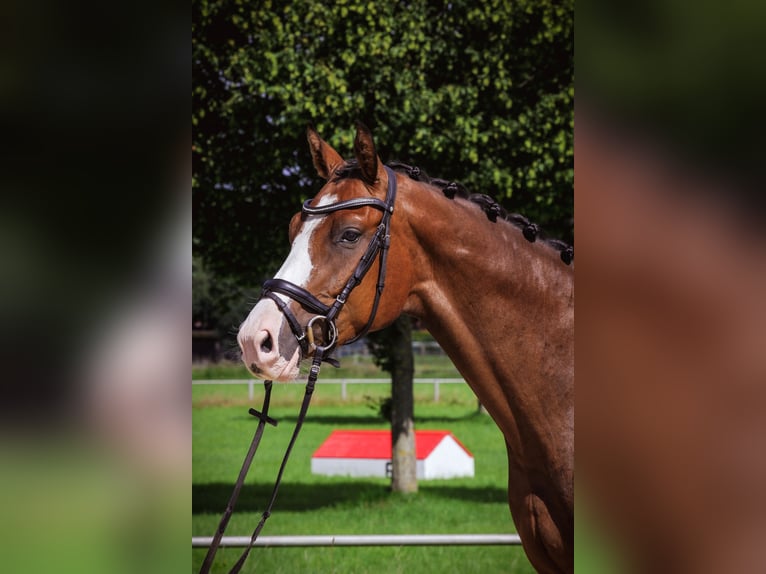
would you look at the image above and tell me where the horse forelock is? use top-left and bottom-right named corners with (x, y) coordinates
top-left (319, 160), bottom-right (382, 201)
top-left (331, 159), bottom-right (365, 182)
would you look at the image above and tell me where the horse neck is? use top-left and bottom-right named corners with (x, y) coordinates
top-left (399, 183), bottom-right (574, 453)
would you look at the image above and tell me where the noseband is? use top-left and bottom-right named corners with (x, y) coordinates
top-left (260, 165), bottom-right (398, 360)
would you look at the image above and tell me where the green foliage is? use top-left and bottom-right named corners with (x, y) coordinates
top-left (410, 329), bottom-right (436, 343)
top-left (193, 0), bottom-right (573, 282)
top-left (367, 315), bottom-right (414, 374)
top-left (366, 394), bottom-right (393, 422)
top-left (193, 254), bottom-right (253, 342)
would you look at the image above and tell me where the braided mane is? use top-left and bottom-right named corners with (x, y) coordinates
top-left (334, 159), bottom-right (573, 265)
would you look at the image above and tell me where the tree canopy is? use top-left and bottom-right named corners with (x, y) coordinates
top-left (193, 0), bottom-right (573, 301)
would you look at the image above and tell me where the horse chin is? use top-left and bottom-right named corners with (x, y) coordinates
top-left (268, 347), bottom-right (302, 382)
top-left (242, 345), bottom-right (302, 382)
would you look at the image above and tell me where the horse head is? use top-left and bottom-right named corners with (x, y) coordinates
top-left (238, 123), bottom-right (413, 380)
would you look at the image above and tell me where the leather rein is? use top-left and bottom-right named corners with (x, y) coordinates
top-left (199, 166), bottom-right (398, 574)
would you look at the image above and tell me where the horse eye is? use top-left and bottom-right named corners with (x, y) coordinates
top-left (340, 229), bottom-right (362, 243)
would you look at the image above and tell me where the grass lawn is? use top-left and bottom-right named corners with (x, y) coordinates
top-left (192, 364), bottom-right (536, 573)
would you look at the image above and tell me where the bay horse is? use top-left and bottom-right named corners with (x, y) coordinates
top-left (238, 123), bottom-right (574, 573)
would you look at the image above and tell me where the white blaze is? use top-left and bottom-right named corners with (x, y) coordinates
top-left (237, 193), bottom-right (338, 380)
top-left (272, 193), bottom-right (336, 296)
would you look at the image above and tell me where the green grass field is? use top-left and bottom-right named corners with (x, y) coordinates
top-left (192, 358), bottom-right (536, 573)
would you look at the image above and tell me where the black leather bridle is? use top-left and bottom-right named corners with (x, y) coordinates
top-left (260, 164), bottom-right (398, 361)
top-left (199, 166), bottom-right (398, 574)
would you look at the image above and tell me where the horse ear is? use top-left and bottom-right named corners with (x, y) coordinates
top-left (307, 124), bottom-right (343, 180)
top-left (353, 121), bottom-right (382, 186)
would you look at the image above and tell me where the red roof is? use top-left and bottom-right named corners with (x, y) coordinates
top-left (312, 430), bottom-right (472, 459)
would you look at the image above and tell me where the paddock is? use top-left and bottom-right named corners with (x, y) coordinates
top-left (191, 380), bottom-right (533, 572)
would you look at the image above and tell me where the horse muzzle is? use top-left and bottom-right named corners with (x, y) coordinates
top-left (237, 298), bottom-right (303, 381)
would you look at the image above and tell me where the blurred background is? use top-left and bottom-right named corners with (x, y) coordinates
top-left (576, 0), bottom-right (766, 572)
top-left (1, 0), bottom-right (188, 572)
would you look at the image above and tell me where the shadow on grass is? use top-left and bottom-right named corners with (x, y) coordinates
top-left (277, 414), bottom-right (389, 425)
top-left (192, 481), bottom-right (507, 514)
top-left (225, 412), bottom-right (384, 425)
top-left (271, 411), bottom-right (487, 426)
top-left (193, 481), bottom-right (389, 514)
top-left (420, 483), bottom-right (508, 504)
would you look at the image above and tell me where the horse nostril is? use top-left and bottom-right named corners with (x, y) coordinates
top-left (260, 333), bottom-right (273, 353)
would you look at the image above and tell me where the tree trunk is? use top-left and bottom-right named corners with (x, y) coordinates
top-left (389, 315), bottom-right (417, 493)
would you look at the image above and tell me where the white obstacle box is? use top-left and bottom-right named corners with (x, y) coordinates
top-left (311, 430), bottom-right (474, 479)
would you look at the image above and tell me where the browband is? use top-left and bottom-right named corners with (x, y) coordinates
top-left (302, 196), bottom-right (390, 216)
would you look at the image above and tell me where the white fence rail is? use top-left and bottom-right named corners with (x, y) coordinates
top-left (192, 534), bottom-right (521, 547)
top-left (192, 378), bottom-right (467, 401)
